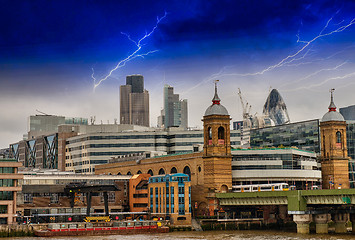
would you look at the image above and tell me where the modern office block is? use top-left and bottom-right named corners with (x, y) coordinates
top-left (28, 115), bottom-right (87, 139)
top-left (250, 119), bottom-right (320, 153)
top-left (120, 75), bottom-right (149, 127)
top-left (161, 84), bottom-right (188, 129)
top-left (231, 148), bottom-right (321, 189)
top-left (148, 173), bottom-right (191, 226)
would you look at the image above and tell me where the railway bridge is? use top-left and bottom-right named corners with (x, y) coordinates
top-left (216, 189), bottom-right (355, 234)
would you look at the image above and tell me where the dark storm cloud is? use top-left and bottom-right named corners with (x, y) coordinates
top-left (156, 0), bottom-right (355, 47)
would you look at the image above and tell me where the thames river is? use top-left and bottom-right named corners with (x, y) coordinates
top-left (5, 231), bottom-right (355, 240)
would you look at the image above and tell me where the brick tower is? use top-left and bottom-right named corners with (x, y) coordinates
top-left (320, 89), bottom-right (349, 189)
top-left (202, 81), bottom-right (232, 196)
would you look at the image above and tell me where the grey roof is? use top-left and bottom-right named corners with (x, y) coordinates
top-left (321, 111), bottom-right (345, 122)
top-left (204, 104), bottom-right (229, 116)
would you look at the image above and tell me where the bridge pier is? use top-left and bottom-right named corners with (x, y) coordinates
top-left (314, 214), bottom-right (329, 234)
top-left (333, 213), bottom-right (348, 234)
top-left (293, 214), bottom-right (312, 234)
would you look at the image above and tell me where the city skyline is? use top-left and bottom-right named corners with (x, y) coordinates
top-left (1, 0), bottom-right (355, 148)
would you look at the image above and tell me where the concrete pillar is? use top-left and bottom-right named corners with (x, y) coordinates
top-left (314, 213), bottom-right (329, 234)
top-left (350, 213), bottom-right (355, 234)
top-left (293, 214), bottom-right (312, 234)
top-left (333, 213), bottom-right (349, 234)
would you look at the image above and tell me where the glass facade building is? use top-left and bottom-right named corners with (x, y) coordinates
top-left (232, 148), bottom-right (321, 189)
top-left (346, 121), bottom-right (355, 161)
top-left (250, 119), bottom-right (320, 153)
top-left (161, 84), bottom-right (188, 129)
top-left (347, 122), bottom-right (355, 187)
top-left (28, 115), bottom-right (87, 139)
top-left (340, 105), bottom-right (355, 121)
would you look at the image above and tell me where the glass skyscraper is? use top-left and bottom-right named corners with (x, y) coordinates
top-left (160, 84), bottom-right (188, 129)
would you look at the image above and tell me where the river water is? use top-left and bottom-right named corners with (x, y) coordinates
top-left (4, 230), bottom-right (355, 240)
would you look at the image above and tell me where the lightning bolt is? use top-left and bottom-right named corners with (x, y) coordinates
top-left (92, 12), bottom-right (167, 90)
top-left (283, 70), bottom-right (355, 92)
top-left (279, 61), bottom-right (347, 89)
top-left (197, 13), bottom-right (355, 83)
top-left (246, 15), bottom-right (355, 76)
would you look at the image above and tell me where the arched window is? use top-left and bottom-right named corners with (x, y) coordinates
top-left (336, 131), bottom-right (342, 143)
top-left (183, 166), bottom-right (191, 180)
top-left (117, 172), bottom-right (121, 175)
top-left (218, 126), bottom-right (225, 144)
top-left (159, 168), bottom-right (165, 175)
top-left (220, 185), bottom-right (228, 193)
top-left (137, 170), bottom-right (142, 174)
top-left (147, 169), bottom-right (153, 176)
top-left (170, 167), bottom-right (177, 174)
top-left (218, 126), bottom-right (225, 139)
top-left (207, 127), bottom-right (212, 145)
top-left (127, 171), bottom-right (132, 175)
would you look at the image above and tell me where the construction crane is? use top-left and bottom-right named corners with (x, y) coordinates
top-left (237, 88), bottom-right (252, 121)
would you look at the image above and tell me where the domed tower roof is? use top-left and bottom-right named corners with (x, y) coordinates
top-left (321, 88), bottom-right (344, 122)
top-left (204, 80), bottom-right (229, 116)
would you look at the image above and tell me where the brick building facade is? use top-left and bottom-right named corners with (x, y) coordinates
top-left (96, 83), bottom-right (232, 216)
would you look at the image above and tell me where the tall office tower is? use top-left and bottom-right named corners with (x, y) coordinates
top-left (162, 84), bottom-right (188, 129)
top-left (263, 89), bottom-right (290, 125)
top-left (120, 75), bottom-right (150, 127)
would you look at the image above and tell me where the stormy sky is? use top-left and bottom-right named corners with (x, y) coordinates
top-left (1, 0), bottom-right (355, 148)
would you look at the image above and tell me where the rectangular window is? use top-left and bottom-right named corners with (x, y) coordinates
top-left (150, 188), bottom-right (153, 212)
top-left (133, 193), bottom-right (148, 198)
top-left (166, 185), bottom-right (169, 214)
top-left (171, 186), bottom-right (174, 213)
top-left (50, 193), bottom-right (59, 204)
top-left (155, 187), bottom-right (159, 213)
top-left (0, 205), bottom-right (7, 214)
top-left (24, 193), bottom-right (32, 203)
top-left (189, 186), bottom-right (191, 213)
top-left (108, 192), bottom-right (115, 202)
top-left (133, 203), bottom-right (148, 208)
top-left (178, 186), bottom-right (184, 194)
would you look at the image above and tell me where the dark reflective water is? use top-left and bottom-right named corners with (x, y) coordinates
top-left (5, 230), bottom-right (355, 240)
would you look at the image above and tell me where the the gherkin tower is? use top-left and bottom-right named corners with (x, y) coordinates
top-left (263, 89), bottom-right (290, 125)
